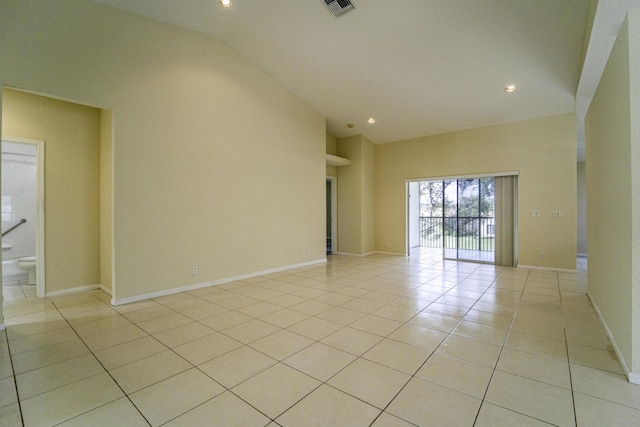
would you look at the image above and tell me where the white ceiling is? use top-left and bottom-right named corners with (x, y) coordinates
top-left (88, 0), bottom-right (613, 151)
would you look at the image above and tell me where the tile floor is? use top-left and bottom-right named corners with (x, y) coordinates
top-left (2, 280), bottom-right (36, 303)
top-left (1, 251), bottom-right (639, 426)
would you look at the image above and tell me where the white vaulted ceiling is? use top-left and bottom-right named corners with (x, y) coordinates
top-left (89, 0), bottom-right (602, 150)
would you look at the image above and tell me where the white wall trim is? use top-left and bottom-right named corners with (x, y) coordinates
top-left (46, 284), bottom-right (101, 298)
top-left (2, 136), bottom-right (46, 298)
top-left (336, 251), bottom-right (376, 257)
top-left (586, 292), bottom-right (638, 384)
top-left (517, 264), bottom-right (578, 274)
top-left (0, 322), bottom-right (5, 331)
top-left (111, 258), bottom-right (327, 306)
top-left (336, 251), bottom-right (405, 257)
top-left (327, 176), bottom-right (338, 254)
top-left (405, 170), bottom-right (519, 183)
top-left (375, 251), bottom-right (406, 256)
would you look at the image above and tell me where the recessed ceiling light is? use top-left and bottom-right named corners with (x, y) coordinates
top-left (504, 84), bottom-right (517, 93)
top-left (367, 117), bottom-right (376, 124)
top-left (219, 0), bottom-right (232, 8)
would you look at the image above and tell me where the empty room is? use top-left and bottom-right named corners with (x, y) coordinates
top-left (1, 1), bottom-right (639, 426)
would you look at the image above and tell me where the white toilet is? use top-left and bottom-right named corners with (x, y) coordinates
top-left (17, 256), bottom-right (36, 285)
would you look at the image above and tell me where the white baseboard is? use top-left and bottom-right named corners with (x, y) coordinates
top-left (46, 284), bottom-right (101, 298)
top-left (111, 258), bottom-right (327, 306)
top-left (517, 264), bottom-right (578, 274)
top-left (375, 251), bottom-right (406, 256)
top-left (586, 292), bottom-right (637, 384)
top-left (336, 251), bottom-right (377, 257)
top-left (0, 322), bottom-right (5, 331)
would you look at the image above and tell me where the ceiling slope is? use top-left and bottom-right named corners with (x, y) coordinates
top-left (91, 0), bottom-right (590, 144)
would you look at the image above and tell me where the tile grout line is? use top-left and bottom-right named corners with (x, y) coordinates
top-left (210, 267), bottom-right (396, 424)
top-left (2, 327), bottom-right (26, 427)
top-left (218, 263), bottom-right (401, 424)
top-left (198, 259), bottom-right (448, 424)
top-left (470, 268), bottom-right (570, 426)
top-left (368, 262), bottom-right (514, 424)
top-left (85, 291), bottom-right (271, 424)
top-left (273, 262), bottom-right (448, 426)
top-left (47, 296), bottom-right (154, 427)
top-left (462, 266), bottom-right (529, 426)
top-left (373, 262), bottom-right (523, 424)
top-left (3, 255), bottom-right (602, 425)
top-left (150, 274), bottom-right (387, 424)
top-left (112, 296), bottom-right (278, 426)
top-left (359, 263), bottom-right (489, 426)
top-left (477, 269), bottom-right (580, 426)
top-left (559, 270), bottom-right (580, 427)
top-left (9, 260), bottom-right (464, 426)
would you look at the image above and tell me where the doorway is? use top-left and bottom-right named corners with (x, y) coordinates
top-left (326, 177), bottom-right (337, 255)
top-left (407, 174), bottom-right (517, 266)
top-left (443, 178), bottom-right (495, 262)
top-left (1, 137), bottom-right (45, 299)
top-left (418, 178), bottom-right (495, 263)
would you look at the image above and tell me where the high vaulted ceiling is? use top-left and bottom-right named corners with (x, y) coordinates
top-left (89, 0), bottom-right (593, 145)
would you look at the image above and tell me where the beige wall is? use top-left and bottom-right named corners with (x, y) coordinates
top-left (632, 8), bottom-right (640, 379)
top-left (0, 0), bottom-right (326, 303)
top-left (0, 89), bottom-right (3, 325)
top-left (376, 114), bottom-right (577, 269)
top-left (361, 136), bottom-right (377, 254)
top-left (337, 135), bottom-right (376, 255)
top-left (326, 133), bottom-right (338, 177)
top-left (337, 136), bottom-right (364, 255)
top-left (2, 88), bottom-right (101, 293)
top-left (585, 10), bottom-right (640, 379)
top-left (577, 162), bottom-right (588, 255)
top-left (100, 110), bottom-right (114, 293)
top-left (580, 0), bottom-right (600, 73)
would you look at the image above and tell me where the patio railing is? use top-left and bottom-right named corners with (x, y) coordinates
top-left (419, 216), bottom-right (495, 251)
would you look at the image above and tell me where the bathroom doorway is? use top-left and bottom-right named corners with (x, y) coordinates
top-left (1, 137), bottom-right (46, 299)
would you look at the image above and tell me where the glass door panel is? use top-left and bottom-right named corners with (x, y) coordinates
top-left (456, 179), bottom-right (479, 261)
top-left (418, 177), bottom-right (496, 264)
top-left (443, 180), bottom-right (458, 259)
top-left (443, 178), bottom-right (495, 263)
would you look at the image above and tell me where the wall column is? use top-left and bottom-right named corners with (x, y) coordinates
top-left (585, 6), bottom-right (640, 383)
top-left (337, 135), bottom-right (376, 256)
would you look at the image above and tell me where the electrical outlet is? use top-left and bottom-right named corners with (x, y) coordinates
top-left (540, 253), bottom-right (545, 259)
top-left (306, 248), bottom-right (310, 256)
top-left (553, 210), bottom-right (561, 217)
top-left (531, 210), bottom-right (540, 217)
top-left (192, 265), bottom-right (198, 275)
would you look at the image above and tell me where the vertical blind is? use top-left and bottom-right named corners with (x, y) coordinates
top-left (494, 175), bottom-right (518, 267)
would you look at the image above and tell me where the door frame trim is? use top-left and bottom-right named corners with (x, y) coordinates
top-left (326, 176), bottom-right (337, 255)
top-left (2, 136), bottom-right (46, 298)
top-left (405, 171), bottom-right (519, 261)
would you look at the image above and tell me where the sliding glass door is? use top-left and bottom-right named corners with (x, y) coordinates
top-left (415, 174), bottom-right (516, 265)
top-left (442, 180), bottom-right (458, 260)
top-left (441, 178), bottom-right (495, 262)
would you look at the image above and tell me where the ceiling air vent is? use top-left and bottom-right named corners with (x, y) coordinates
top-left (324, 0), bottom-right (354, 17)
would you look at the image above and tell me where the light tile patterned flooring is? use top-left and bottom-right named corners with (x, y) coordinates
top-left (1, 251), bottom-right (639, 426)
top-left (2, 280), bottom-right (36, 303)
